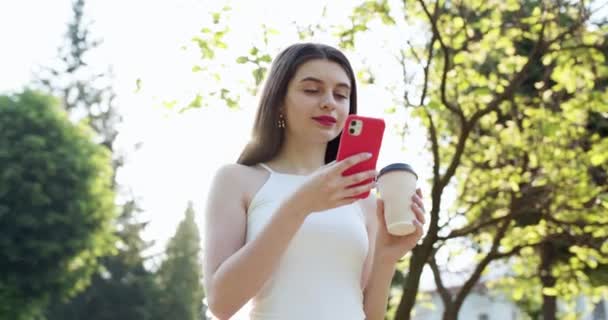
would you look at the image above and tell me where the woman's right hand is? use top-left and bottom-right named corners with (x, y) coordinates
top-left (286, 152), bottom-right (378, 215)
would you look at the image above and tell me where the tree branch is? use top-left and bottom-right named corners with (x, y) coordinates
top-left (452, 219), bottom-right (511, 309)
top-left (545, 214), bottom-right (608, 228)
top-left (491, 242), bottom-right (539, 260)
top-left (417, 0), bottom-right (465, 120)
top-left (424, 108), bottom-right (441, 186)
top-left (414, 29), bottom-right (441, 191)
top-left (435, 6), bottom-right (554, 196)
top-left (547, 43), bottom-right (606, 53)
top-left (406, 41), bottom-right (423, 71)
top-left (470, 0), bottom-right (592, 125)
top-left (469, 6), bottom-right (551, 125)
top-left (428, 254), bottom-right (452, 306)
top-left (440, 211), bottom-right (511, 240)
top-left (400, 48), bottom-right (416, 108)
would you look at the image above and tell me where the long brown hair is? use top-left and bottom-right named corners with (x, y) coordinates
top-left (237, 43), bottom-right (358, 166)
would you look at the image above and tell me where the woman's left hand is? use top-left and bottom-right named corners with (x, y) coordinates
top-left (374, 188), bottom-right (426, 264)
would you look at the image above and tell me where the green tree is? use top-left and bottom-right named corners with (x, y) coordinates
top-left (418, 1), bottom-right (608, 319)
top-left (36, 0), bottom-right (119, 152)
top-left (36, 1), bottom-right (161, 318)
top-left (0, 90), bottom-right (116, 320)
top-left (44, 201), bottom-right (162, 320)
top-left (478, 3), bottom-right (608, 318)
top-left (157, 202), bottom-right (205, 320)
top-left (339, 0), bottom-right (607, 319)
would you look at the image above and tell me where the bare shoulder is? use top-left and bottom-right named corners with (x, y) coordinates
top-left (213, 163), bottom-right (253, 181)
top-left (212, 163), bottom-right (267, 183)
top-left (211, 163), bottom-right (270, 207)
top-left (203, 163), bottom-right (270, 289)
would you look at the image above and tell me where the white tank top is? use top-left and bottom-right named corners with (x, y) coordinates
top-left (233, 163), bottom-right (369, 320)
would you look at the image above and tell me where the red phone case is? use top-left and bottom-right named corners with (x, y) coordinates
top-left (336, 115), bottom-right (385, 199)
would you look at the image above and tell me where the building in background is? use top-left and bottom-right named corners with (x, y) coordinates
top-left (413, 282), bottom-right (607, 320)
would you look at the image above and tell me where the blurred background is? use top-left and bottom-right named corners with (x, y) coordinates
top-left (0, 0), bottom-right (607, 319)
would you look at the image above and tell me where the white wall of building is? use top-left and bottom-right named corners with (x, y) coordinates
top-left (413, 290), bottom-right (521, 320)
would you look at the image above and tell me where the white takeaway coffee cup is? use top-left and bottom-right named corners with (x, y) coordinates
top-left (376, 163), bottom-right (418, 236)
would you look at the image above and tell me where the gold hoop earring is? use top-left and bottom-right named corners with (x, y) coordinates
top-left (278, 113), bottom-right (286, 129)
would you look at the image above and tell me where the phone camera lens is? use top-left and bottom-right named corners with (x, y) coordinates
top-left (351, 120), bottom-right (357, 126)
top-left (349, 128), bottom-right (355, 134)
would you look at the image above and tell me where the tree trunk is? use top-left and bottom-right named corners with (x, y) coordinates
top-left (540, 241), bottom-right (557, 320)
top-left (394, 243), bottom-right (433, 319)
top-left (441, 304), bottom-right (457, 320)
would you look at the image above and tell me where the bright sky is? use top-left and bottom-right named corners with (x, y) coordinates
top-left (1, 0), bottom-right (464, 290)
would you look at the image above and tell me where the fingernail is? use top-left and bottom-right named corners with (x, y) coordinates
top-left (364, 152), bottom-right (372, 158)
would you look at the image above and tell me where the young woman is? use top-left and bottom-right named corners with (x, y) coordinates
top-left (203, 43), bottom-right (426, 320)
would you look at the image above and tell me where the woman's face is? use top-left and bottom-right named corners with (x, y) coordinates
top-left (282, 59), bottom-right (352, 144)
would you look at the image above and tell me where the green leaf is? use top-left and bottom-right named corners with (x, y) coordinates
top-left (188, 94), bottom-right (203, 108)
top-left (590, 154), bottom-right (606, 166)
top-left (253, 67), bottom-right (267, 86)
top-left (542, 287), bottom-right (558, 296)
top-left (453, 17), bottom-right (465, 29)
top-left (384, 106), bottom-right (396, 114)
top-left (134, 78), bottom-right (142, 93)
top-left (260, 54), bottom-right (272, 63)
top-left (212, 12), bottom-right (221, 24)
top-left (505, 0), bottom-right (520, 11)
top-left (453, 52), bottom-right (467, 64)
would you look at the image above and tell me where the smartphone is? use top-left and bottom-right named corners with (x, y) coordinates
top-left (336, 114), bottom-right (385, 199)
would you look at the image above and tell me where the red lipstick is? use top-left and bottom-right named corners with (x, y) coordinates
top-left (312, 116), bottom-right (337, 126)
